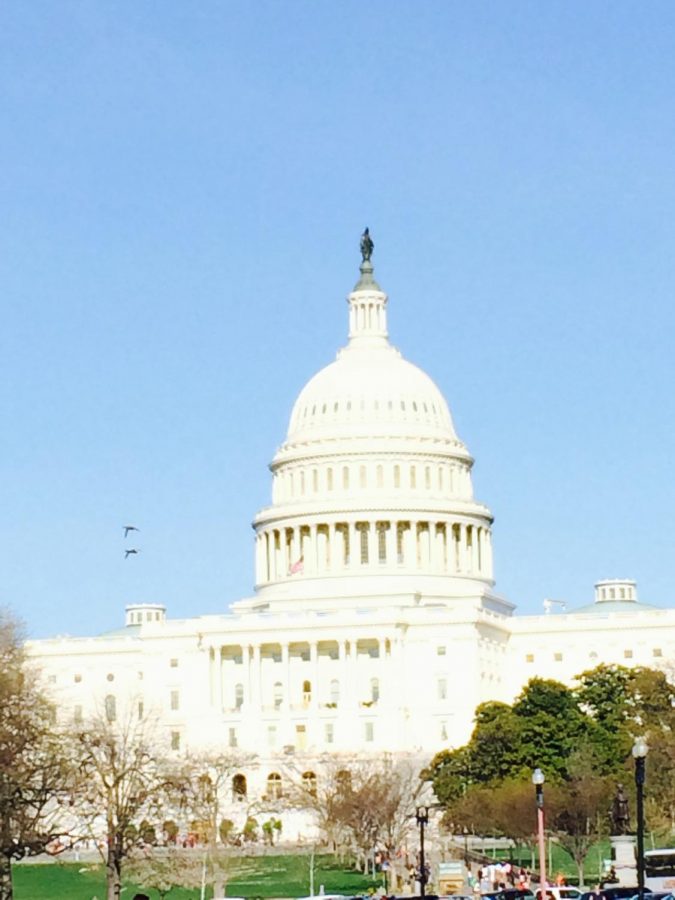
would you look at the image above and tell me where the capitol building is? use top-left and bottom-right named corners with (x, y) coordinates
top-left (28, 238), bottom-right (675, 826)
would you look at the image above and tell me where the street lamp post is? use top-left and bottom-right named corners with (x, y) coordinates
top-left (632, 737), bottom-right (648, 900)
top-left (416, 805), bottom-right (430, 898)
top-left (532, 768), bottom-right (546, 897)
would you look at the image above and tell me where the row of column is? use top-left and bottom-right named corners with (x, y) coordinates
top-left (255, 519), bottom-right (493, 584)
top-left (208, 637), bottom-right (396, 714)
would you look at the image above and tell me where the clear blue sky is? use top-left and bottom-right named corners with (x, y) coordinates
top-left (3, 2), bottom-right (675, 638)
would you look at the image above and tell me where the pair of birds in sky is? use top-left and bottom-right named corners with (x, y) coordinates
top-left (123, 525), bottom-right (140, 559)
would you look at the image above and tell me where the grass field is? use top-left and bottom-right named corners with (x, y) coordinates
top-left (488, 839), bottom-right (612, 885)
top-left (13, 854), bottom-right (384, 900)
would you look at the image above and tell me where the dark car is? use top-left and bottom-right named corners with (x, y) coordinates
top-left (490, 890), bottom-right (535, 900)
top-left (580, 888), bottom-right (639, 900)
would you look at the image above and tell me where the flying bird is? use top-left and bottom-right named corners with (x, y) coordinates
top-left (124, 549), bottom-right (140, 559)
top-left (123, 525), bottom-right (139, 538)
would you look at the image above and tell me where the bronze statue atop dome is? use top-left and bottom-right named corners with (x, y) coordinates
top-left (360, 227), bottom-right (374, 262)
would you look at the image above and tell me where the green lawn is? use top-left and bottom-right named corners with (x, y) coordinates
top-left (13, 854), bottom-right (384, 900)
top-left (489, 840), bottom-right (612, 885)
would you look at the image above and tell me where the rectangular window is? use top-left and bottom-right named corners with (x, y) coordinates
top-left (74, 674), bottom-right (82, 683)
top-left (624, 649), bottom-right (633, 659)
top-left (48, 675), bottom-right (56, 684)
top-left (440, 721), bottom-right (448, 741)
top-left (653, 648), bottom-right (663, 658)
top-left (170, 690), bottom-right (180, 711)
top-left (325, 723), bottom-right (334, 744)
top-left (170, 731), bottom-right (180, 751)
top-left (554, 652), bottom-right (563, 662)
top-left (228, 727), bottom-right (238, 748)
top-left (526, 653), bottom-right (535, 663)
top-left (295, 724), bottom-right (307, 751)
top-left (437, 678), bottom-right (447, 700)
top-left (73, 705), bottom-right (83, 724)
top-left (170, 658), bottom-right (178, 668)
top-left (138, 701), bottom-right (144, 720)
top-left (267, 725), bottom-right (277, 748)
top-left (437, 646), bottom-right (446, 656)
top-left (365, 721), bottom-right (374, 742)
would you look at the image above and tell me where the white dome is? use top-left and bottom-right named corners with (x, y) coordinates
top-left (286, 342), bottom-right (459, 445)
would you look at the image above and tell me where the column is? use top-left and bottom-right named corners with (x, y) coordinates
top-left (366, 521), bottom-right (376, 567)
top-left (433, 523), bottom-right (445, 573)
top-left (310, 641), bottom-right (318, 708)
top-left (331, 523), bottom-right (343, 569)
top-left (282, 528), bottom-right (290, 577)
top-left (317, 527), bottom-right (327, 573)
top-left (251, 644), bottom-right (261, 711)
top-left (403, 523), bottom-right (414, 568)
top-left (281, 642), bottom-right (290, 709)
top-left (419, 523), bottom-right (430, 569)
top-left (458, 524), bottom-right (467, 573)
top-left (351, 522), bottom-right (361, 568)
top-left (385, 520), bottom-right (396, 568)
top-left (272, 531), bottom-right (280, 581)
top-left (485, 529), bottom-right (494, 579)
top-left (218, 649), bottom-right (224, 710)
top-left (289, 527), bottom-right (299, 571)
top-left (340, 639), bottom-right (351, 712)
top-left (466, 525), bottom-right (474, 573)
top-left (308, 524), bottom-right (318, 575)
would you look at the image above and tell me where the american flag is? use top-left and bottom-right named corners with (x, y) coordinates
top-left (289, 556), bottom-right (304, 575)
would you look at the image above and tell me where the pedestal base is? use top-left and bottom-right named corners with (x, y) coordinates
top-left (609, 835), bottom-right (637, 887)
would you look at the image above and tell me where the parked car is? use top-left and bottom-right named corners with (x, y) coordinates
top-left (489, 889), bottom-right (535, 900)
top-left (536, 889), bottom-right (584, 900)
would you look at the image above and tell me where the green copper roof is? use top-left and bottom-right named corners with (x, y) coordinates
top-left (566, 600), bottom-right (661, 616)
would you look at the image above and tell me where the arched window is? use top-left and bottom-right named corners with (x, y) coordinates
top-left (342, 466), bottom-right (350, 489)
top-left (425, 466), bottom-right (431, 489)
top-left (273, 681), bottom-right (283, 710)
top-left (267, 772), bottom-right (282, 800)
top-left (410, 466), bottom-right (416, 489)
top-left (370, 677), bottom-right (380, 703)
top-left (359, 465), bottom-right (367, 488)
top-left (327, 468), bottom-right (333, 490)
top-left (104, 694), bottom-right (116, 723)
top-left (330, 679), bottom-right (340, 705)
top-left (376, 465), bottom-right (383, 488)
top-left (232, 773), bottom-right (247, 800)
top-left (234, 683), bottom-right (244, 710)
top-left (394, 465), bottom-right (400, 488)
top-left (312, 469), bottom-right (318, 492)
top-left (302, 771), bottom-right (317, 796)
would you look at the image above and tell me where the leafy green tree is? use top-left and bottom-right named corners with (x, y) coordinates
top-left (547, 747), bottom-right (613, 884)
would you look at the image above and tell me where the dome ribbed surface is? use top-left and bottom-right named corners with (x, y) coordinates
top-left (285, 343), bottom-right (458, 445)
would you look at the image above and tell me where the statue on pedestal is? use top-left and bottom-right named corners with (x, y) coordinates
top-left (611, 784), bottom-right (630, 835)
